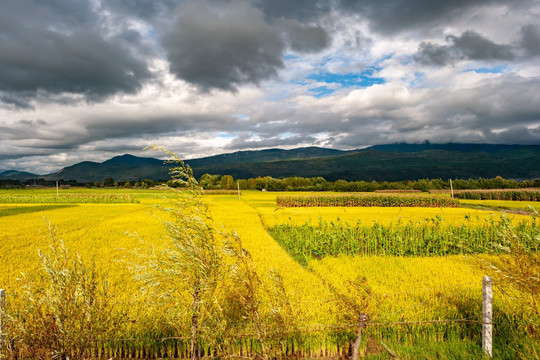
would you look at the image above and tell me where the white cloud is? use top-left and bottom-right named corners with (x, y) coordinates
top-left (1, 0), bottom-right (539, 174)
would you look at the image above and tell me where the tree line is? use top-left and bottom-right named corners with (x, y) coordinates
top-left (2, 174), bottom-right (539, 191)
top-left (199, 174), bottom-right (540, 192)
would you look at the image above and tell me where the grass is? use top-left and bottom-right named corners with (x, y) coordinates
top-left (0, 205), bottom-right (77, 217)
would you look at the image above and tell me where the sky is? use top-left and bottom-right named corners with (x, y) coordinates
top-left (1, 0), bottom-right (540, 174)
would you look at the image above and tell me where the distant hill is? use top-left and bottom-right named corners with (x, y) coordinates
top-left (1, 144), bottom-right (539, 182)
top-left (43, 155), bottom-right (170, 183)
top-left (231, 147), bottom-right (540, 181)
top-left (0, 170), bottom-right (39, 181)
top-left (187, 147), bottom-right (347, 168)
top-left (367, 143), bottom-right (536, 154)
top-left (39, 147), bottom-right (347, 182)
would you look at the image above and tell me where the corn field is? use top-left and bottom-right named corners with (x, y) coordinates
top-left (268, 217), bottom-right (539, 263)
top-left (276, 194), bottom-right (460, 207)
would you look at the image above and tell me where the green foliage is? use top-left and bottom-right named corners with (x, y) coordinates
top-left (0, 205), bottom-right (76, 218)
top-left (103, 177), bottom-right (115, 187)
top-left (199, 174), bottom-right (236, 190)
top-left (199, 173), bottom-right (223, 189)
top-left (237, 175), bottom-right (540, 192)
top-left (269, 217), bottom-right (539, 264)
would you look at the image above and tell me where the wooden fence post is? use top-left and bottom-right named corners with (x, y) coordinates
top-left (237, 181), bottom-right (241, 200)
top-left (0, 289), bottom-right (5, 356)
top-left (482, 276), bottom-right (493, 357)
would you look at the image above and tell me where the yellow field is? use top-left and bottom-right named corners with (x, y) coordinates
top-left (242, 191), bottom-right (530, 227)
top-left (0, 189), bottom-right (537, 357)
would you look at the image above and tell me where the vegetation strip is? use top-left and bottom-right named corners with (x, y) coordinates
top-left (455, 190), bottom-right (540, 201)
top-left (276, 194), bottom-right (460, 208)
top-left (0, 205), bottom-right (77, 217)
top-left (0, 193), bottom-right (139, 204)
top-left (268, 217), bottom-right (539, 264)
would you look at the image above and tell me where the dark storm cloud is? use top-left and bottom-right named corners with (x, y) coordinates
top-left (0, 0), bottom-right (152, 107)
top-left (0, 93), bottom-right (35, 110)
top-left (254, 0), bottom-right (331, 21)
top-left (448, 31), bottom-right (514, 61)
top-left (277, 18), bottom-right (330, 53)
top-left (519, 25), bottom-right (540, 57)
top-left (338, 0), bottom-right (528, 35)
top-left (414, 42), bottom-right (457, 66)
top-left (415, 31), bottom-right (514, 66)
top-left (482, 126), bottom-right (540, 144)
top-left (162, 0), bottom-right (285, 92)
top-left (103, 0), bottom-right (179, 20)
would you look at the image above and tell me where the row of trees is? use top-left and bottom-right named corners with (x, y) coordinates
top-left (197, 174), bottom-right (540, 192)
top-left (0, 178), bottom-right (163, 189)
top-left (3, 174), bottom-right (540, 191)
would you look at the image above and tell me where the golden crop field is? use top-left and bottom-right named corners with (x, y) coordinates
top-left (0, 188), bottom-right (538, 359)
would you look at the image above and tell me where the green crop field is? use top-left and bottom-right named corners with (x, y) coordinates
top-left (0, 188), bottom-right (538, 359)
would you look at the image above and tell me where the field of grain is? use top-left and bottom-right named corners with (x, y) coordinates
top-left (0, 188), bottom-right (538, 359)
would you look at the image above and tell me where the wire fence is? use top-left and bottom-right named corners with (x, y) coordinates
top-left (0, 280), bottom-right (538, 359)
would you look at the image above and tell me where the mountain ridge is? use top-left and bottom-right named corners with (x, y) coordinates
top-left (1, 144), bottom-right (539, 182)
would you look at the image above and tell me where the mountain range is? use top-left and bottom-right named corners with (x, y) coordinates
top-left (1, 143), bottom-right (539, 182)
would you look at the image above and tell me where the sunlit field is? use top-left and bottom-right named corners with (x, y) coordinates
top-left (0, 188), bottom-right (538, 358)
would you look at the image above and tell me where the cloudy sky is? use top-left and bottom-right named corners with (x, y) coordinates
top-left (1, 0), bottom-right (540, 173)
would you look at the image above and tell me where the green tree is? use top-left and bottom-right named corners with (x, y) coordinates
top-left (103, 177), bottom-right (114, 187)
top-left (220, 175), bottom-right (235, 190)
top-left (199, 174), bottom-right (222, 189)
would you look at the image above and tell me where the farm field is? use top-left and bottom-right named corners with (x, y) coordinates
top-left (0, 188), bottom-right (538, 359)
top-left (459, 199), bottom-right (540, 212)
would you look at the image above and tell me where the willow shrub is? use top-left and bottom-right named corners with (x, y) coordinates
top-left (469, 213), bottom-right (540, 357)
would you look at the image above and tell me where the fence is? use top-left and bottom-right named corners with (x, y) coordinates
top-left (0, 277), bottom-right (500, 359)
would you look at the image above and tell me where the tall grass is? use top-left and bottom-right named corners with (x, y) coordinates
top-left (3, 222), bottom-right (125, 359)
top-left (268, 217), bottom-right (539, 264)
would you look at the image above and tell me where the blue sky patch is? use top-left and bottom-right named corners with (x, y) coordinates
top-left (310, 86), bottom-right (335, 98)
top-left (466, 65), bottom-right (509, 74)
top-left (307, 69), bottom-right (385, 89)
top-left (218, 132), bottom-right (236, 138)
